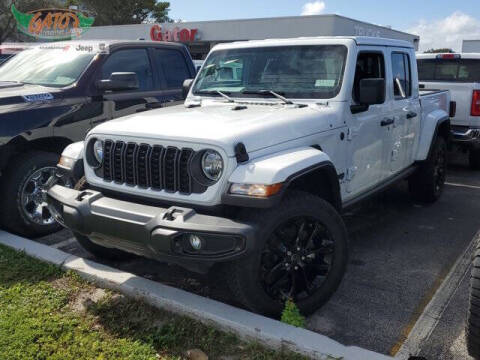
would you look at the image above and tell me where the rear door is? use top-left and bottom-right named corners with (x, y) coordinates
top-left (418, 57), bottom-right (480, 127)
top-left (152, 47), bottom-right (193, 105)
top-left (388, 50), bottom-right (420, 173)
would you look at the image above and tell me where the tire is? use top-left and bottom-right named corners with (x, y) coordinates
top-left (466, 242), bottom-right (480, 359)
top-left (72, 177), bottom-right (133, 261)
top-left (470, 149), bottom-right (480, 170)
top-left (0, 151), bottom-right (63, 237)
top-left (409, 136), bottom-right (447, 203)
top-left (226, 190), bottom-right (348, 317)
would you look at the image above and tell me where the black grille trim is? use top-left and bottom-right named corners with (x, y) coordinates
top-left (101, 140), bottom-right (199, 195)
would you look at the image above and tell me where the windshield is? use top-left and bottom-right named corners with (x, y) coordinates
top-left (193, 45), bottom-right (348, 99)
top-left (0, 47), bottom-right (95, 87)
top-left (418, 59), bottom-right (480, 82)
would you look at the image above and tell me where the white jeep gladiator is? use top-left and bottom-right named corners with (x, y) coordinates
top-left (417, 53), bottom-right (479, 169)
top-left (48, 37), bottom-right (452, 316)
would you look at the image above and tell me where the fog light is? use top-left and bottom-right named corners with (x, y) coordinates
top-left (188, 234), bottom-right (203, 250)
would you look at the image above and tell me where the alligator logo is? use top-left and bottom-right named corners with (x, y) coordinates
top-left (11, 5), bottom-right (94, 40)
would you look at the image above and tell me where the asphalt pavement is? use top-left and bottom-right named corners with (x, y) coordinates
top-left (30, 151), bottom-right (480, 359)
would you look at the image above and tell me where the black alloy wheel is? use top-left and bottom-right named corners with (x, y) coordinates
top-left (261, 217), bottom-right (335, 302)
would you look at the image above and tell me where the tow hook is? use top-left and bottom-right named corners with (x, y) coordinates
top-left (162, 207), bottom-right (195, 221)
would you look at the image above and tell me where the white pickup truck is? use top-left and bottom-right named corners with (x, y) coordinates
top-left (48, 37), bottom-right (452, 316)
top-left (417, 53), bottom-right (480, 168)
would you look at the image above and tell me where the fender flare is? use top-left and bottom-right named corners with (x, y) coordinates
top-left (416, 110), bottom-right (451, 162)
top-left (222, 147), bottom-right (341, 209)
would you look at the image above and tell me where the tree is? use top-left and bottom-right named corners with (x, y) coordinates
top-left (79, 0), bottom-right (172, 26)
top-left (0, 0), bottom-right (61, 43)
top-left (424, 48), bottom-right (454, 54)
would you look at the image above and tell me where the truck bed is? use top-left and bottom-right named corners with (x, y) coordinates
top-left (420, 89), bottom-right (451, 120)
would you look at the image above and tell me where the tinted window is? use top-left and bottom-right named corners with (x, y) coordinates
top-left (102, 49), bottom-right (153, 91)
top-left (155, 49), bottom-right (190, 88)
top-left (392, 53), bottom-right (412, 98)
top-left (418, 59), bottom-right (480, 82)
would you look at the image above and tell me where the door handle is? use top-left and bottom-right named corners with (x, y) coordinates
top-left (406, 111), bottom-right (417, 119)
top-left (381, 118), bottom-right (395, 127)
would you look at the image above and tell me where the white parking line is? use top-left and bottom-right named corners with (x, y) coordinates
top-left (446, 182), bottom-right (480, 191)
top-left (394, 232), bottom-right (479, 359)
top-left (51, 237), bottom-right (77, 249)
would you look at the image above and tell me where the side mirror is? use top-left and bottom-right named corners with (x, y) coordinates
top-left (96, 72), bottom-right (139, 91)
top-left (182, 79), bottom-right (194, 99)
top-left (359, 78), bottom-right (385, 105)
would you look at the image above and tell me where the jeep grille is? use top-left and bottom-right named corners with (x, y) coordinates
top-left (102, 140), bottom-right (196, 194)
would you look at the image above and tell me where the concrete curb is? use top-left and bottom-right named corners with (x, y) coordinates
top-left (0, 231), bottom-right (392, 360)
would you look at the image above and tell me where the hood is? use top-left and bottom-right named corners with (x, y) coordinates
top-left (91, 101), bottom-right (343, 156)
top-left (0, 82), bottom-right (62, 107)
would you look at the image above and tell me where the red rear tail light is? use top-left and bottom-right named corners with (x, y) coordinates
top-left (472, 90), bottom-right (480, 116)
top-left (436, 53), bottom-right (461, 60)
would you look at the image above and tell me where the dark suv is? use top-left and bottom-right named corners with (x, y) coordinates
top-left (0, 40), bottom-right (196, 237)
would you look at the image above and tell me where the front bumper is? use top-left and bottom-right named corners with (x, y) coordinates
top-left (47, 185), bottom-right (255, 266)
top-left (451, 127), bottom-right (480, 147)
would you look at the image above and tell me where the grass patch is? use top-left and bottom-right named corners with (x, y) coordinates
top-left (0, 244), bottom-right (308, 359)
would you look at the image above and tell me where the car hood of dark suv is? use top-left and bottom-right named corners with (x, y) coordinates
top-left (0, 82), bottom-right (63, 106)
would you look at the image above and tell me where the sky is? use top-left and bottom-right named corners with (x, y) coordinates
top-left (167, 0), bottom-right (480, 52)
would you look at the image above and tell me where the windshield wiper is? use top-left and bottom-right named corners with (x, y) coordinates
top-left (241, 89), bottom-right (293, 105)
top-left (195, 90), bottom-right (235, 103)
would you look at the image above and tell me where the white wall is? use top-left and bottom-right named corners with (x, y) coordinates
top-left (463, 40), bottom-right (480, 53)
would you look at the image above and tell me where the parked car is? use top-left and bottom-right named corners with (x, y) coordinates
top-left (48, 36), bottom-right (452, 316)
top-left (417, 53), bottom-right (480, 168)
top-left (0, 40), bottom-right (196, 237)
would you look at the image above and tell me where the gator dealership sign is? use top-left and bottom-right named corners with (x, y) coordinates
top-left (11, 5), bottom-right (94, 40)
top-left (150, 25), bottom-right (199, 42)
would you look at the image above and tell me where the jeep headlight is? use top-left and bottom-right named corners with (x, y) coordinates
top-left (86, 138), bottom-right (103, 168)
top-left (201, 150), bottom-right (223, 181)
top-left (93, 140), bottom-right (104, 164)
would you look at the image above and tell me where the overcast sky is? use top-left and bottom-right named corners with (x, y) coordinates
top-left (168, 0), bottom-right (480, 51)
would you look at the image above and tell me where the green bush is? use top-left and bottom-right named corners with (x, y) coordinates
top-left (281, 299), bottom-right (305, 328)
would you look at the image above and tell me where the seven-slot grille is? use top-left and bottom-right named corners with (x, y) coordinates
top-left (102, 140), bottom-right (195, 194)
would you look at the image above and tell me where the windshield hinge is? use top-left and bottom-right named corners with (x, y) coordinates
top-left (234, 142), bottom-right (249, 163)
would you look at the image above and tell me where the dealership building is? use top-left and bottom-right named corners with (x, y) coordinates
top-left (463, 40), bottom-right (480, 53)
top-left (79, 14), bottom-right (420, 59)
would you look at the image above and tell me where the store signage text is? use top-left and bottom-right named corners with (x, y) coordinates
top-left (150, 25), bottom-right (199, 42)
top-left (11, 5), bottom-right (94, 40)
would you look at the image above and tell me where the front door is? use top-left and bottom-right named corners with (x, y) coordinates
top-left (346, 49), bottom-right (392, 197)
top-left (96, 47), bottom-right (163, 127)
